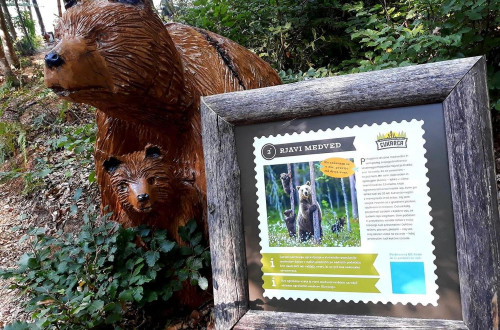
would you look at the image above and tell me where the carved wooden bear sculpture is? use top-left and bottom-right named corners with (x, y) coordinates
top-left (44, 0), bottom-right (281, 241)
top-left (103, 145), bottom-right (203, 244)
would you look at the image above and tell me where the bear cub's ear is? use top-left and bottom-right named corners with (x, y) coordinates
top-left (103, 157), bottom-right (122, 174)
top-left (306, 181), bottom-right (311, 186)
top-left (64, 0), bottom-right (78, 9)
top-left (296, 186), bottom-right (301, 191)
top-left (145, 145), bottom-right (162, 159)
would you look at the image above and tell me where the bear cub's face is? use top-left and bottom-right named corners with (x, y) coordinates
top-left (104, 145), bottom-right (171, 213)
top-left (297, 181), bottom-right (312, 202)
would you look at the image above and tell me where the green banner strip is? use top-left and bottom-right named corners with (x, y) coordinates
top-left (261, 253), bottom-right (379, 276)
top-left (263, 275), bottom-right (380, 293)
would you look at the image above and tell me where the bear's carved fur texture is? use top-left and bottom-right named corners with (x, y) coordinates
top-left (296, 181), bottom-right (323, 242)
top-left (44, 0), bottom-right (281, 244)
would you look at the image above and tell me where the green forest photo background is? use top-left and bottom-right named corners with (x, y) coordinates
top-left (264, 161), bottom-right (361, 247)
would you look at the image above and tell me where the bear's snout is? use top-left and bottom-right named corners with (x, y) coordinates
top-left (45, 51), bottom-right (65, 69)
top-left (128, 179), bottom-right (155, 212)
top-left (137, 194), bottom-right (149, 202)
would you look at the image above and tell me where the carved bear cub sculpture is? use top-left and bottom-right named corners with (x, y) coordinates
top-left (103, 145), bottom-right (204, 243)
top-left (297, 181), bottom-right (323, 242)
top-left (44, 0), bottom-right (281, 242)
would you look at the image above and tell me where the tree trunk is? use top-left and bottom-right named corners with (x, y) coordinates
top-left (0, 39), bottom-right (19, 86)
top-left (31, 0), bottom-right (45, 35)
top-left (335, 188), bottom-right (340, 209)
top-left (340, 178), bottom-right (351, 232)
top-left (326, 184), bottom-right (335, 216)
top-left (13, 0), bottom-right (34, 50)
top-left (309, 162), bottom-right (321, 244)
top-left (293, 163), bottom-right (299, 187)
top-left (26, 0), bottom-right (33, 22)
top-left (0, 0), bottom-right (16, 40)
top-left (266, 166), bottom-right (283, 221)
top-left (0, 5), bottom-right (19, 68)
top-left (56, 0), bottom-right (62, 17)
top-left (287, 163), bottom-right (295, 237)
top-left (349, 174), bottom-right (358, 219)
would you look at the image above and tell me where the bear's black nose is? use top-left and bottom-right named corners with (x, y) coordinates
top-left (137, 194), bottom-right (149, 202)
top-left (45, 51), bottom-right (65, 69)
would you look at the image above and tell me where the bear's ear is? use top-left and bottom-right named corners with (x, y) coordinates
top-left (296, 186), bottom-right (301, 191)
top-left (109, 0), bottom-right (146, 6)
top-left (103, 157), bottom-right (122, 174)
top-left (145, 145), bottom-right (162, 159)
top-left (306, 181), bottom-right (311, 186)
top-left (64, 0), bottom-right (78, 9)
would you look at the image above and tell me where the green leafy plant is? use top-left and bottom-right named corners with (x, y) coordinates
top-left (176, 0), bottom-right (499, 110)
top-left (14, 11), bottom-right (40, 56)
top-left (278, 66), bottom-right (335, 84)
top-left (0, 121), bottom-right (27, 164)
top-left (0, 209), bottom-right (210, 329)
top-left (46, 122), bottom-right (96, 161)
top-left (0, 120), bottom-right (97, 194)
top-left (177, 0), bottom-right (349, 71)
top-left (338, 0), bottom-right (499, 109)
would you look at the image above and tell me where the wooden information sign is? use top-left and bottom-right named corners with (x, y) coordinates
top-left (201, 56), bottom-right (500, 329)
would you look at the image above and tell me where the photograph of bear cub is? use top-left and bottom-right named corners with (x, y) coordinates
top-left (264, 161), bottom-right (360, 247)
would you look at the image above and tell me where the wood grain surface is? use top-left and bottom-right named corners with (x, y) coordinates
top-left (203, 57), bottom-right (482, 125)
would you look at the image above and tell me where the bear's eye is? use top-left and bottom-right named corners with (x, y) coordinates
top-left (147, 177), bottom-right (156, 185)
top-left (118, 182), bottom-right (128, 191)
top-left (96, 34), bottom-right (103, 48)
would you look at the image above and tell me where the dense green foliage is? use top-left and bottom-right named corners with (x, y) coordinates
top-left (14, 11), bottom-right (40, 56)
top-left (0, 121), bottom-right (26, 164)
top-left (0, 214), bottom-right (210, 329)
top-left (174, 0), bottom-right (499, 109)
top-left (0, 102), bottom-right (97, 195)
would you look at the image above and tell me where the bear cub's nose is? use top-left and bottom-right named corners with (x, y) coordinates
top-left (137, 194), bottom-right (150, 202)
top-left (45, 52), bottom-right (65, 69)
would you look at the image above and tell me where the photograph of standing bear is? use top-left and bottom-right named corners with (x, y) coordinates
top-left (297, 182), bottom-right (323, 242)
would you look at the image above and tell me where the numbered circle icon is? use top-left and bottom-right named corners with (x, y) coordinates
top-left (261, 143), bottom-right (276, 160)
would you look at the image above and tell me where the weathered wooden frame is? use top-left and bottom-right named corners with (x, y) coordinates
top-left (201, 56), bottom-right (500, 329)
